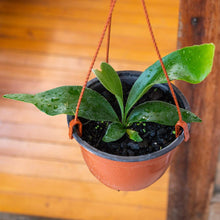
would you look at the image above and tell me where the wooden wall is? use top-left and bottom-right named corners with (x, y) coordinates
top-left (168, 0), bottom-right (220, 219)
top-left (0, 0), bottom-right (179, 219)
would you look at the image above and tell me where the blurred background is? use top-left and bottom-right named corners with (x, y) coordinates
top-left (0, 0), bottom-right (219, 220)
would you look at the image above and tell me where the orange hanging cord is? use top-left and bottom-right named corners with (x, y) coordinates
top-left (69, 0), bottom-right (189, 142)
top-left (106, 0), bottom-right (113, 63)
top-left (141, 0), bottom-right (189, 141)
top-left (69, 0), bottom-right (116, 139)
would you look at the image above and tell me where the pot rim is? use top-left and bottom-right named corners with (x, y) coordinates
top-left (69, 71), bottom-right (190, 162)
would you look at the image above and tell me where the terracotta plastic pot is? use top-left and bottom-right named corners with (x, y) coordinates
top-left (67, 71), bottom-right (190, 191)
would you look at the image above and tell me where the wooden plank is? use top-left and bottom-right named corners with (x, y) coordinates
top-left (167, 1), bottom-right (220, 220)
top-left (0, 51), bottom-right (92, 71)
top-left (0, 13), bottom-right (177, 35)
top-left (0, 25), bottom-right (177, 48)
top-left (0, 77), bottom-right (77, 93)
top-left (0, 0), bottom-right (179, 22)
top-left (0, 38), bottom-right (175, 63)
top-left (0, 155), bottom-right (95, 182)
top-left (0, 63), bottom-right (85, 83)
top-left (0, 51), bottom-right (150, 73)
top-left (0, 2), bottom-right (178, 25)
top-left (0, 106), bottom-right (68, 128)
top-left (0, 62), bottom-right (148, 84)
top-left (0, 105), bottom-right (70, 129)
top-left (0, 192), bottom-right (166, 220)
top-left (0, 173), bottom-right (167, 208)
top-left (0, 121), bottom-right (71, 145)
top-left (0, 154), bottom-right (169, 185)
top-left (0, 68), bottom-right (85, 90)
top-left (0, 0), bottom-right (177, 6)
top-left (0, 138), bottom-right (81, 162)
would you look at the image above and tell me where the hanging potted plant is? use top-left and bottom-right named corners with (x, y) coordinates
top-left (2, 0), bottom-right (216, 191)
top-left (3, 43), bottom-right (215, 191)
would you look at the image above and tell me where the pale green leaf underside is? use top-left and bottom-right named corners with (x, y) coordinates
top-left (103, 122), bottom-right (126, 142)
top-left (127, 101), bottom-right (201, 126)
top-left (125, 43), bottom-right (215, 115)
top-left (4, 86), bottom-right (119, 122)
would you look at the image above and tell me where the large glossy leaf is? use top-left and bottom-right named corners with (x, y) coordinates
top-left (4, 86), bottom-right (119, 122)
top-left (103, 122), bottom-right (126, 142)
top-left (127, 101), bottom-right (201, 126)
top-left (125, 43), bottom-right (215, 116)
top-left (93, 62), bottom-right (124, 122)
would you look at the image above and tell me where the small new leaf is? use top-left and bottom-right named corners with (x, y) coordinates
top-left (126, 129), bottom-right (143, 142)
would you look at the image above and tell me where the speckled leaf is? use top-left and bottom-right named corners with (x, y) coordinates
top-left (126, 129), bottom-right (143, 142)
top-left (103, 122), bottom-right (126, 142)
top-left (3, 86), bottom-right (119, 122)
top-left (127, 101), bottom-right (201, 126)
top-left (125, 43), bottom-right (215, 116)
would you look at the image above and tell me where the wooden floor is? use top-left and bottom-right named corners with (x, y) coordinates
top-left (0, 0), bottom-right (179, 219)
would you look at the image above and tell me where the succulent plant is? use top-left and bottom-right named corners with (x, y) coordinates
top-left (4, 44), bottom-right (215, 142)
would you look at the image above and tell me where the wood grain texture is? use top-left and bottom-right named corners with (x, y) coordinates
top-left (0, 0), bottom-right (179, 219)
top-left (0, 193), bottom-right (165, 220)
top-left (167, 1), bottom-right (220, 220)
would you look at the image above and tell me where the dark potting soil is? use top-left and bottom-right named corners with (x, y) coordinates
top-left (80, 81), bottom-right (181, 156)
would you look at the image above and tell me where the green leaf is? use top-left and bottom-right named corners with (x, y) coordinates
top-left (93, 62), bottom-right (123, 99)
top-left (93, 62), bottom-right (124, 122)
top-left (127, 101), bottom-right (202, 126)
top-left (125, 43), bottom-right (215, 116)
top-left (103, 122), bottom-right (126, 142)
top-left (126, 129), bottom-right (143, 142)
top-left (3, 86), bottom-right (119, 122)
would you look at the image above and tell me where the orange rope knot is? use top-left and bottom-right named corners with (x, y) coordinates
top-left (69, 118), bottom-right (83, 139)
top-left (175, 120), bottom-right (189, 142)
